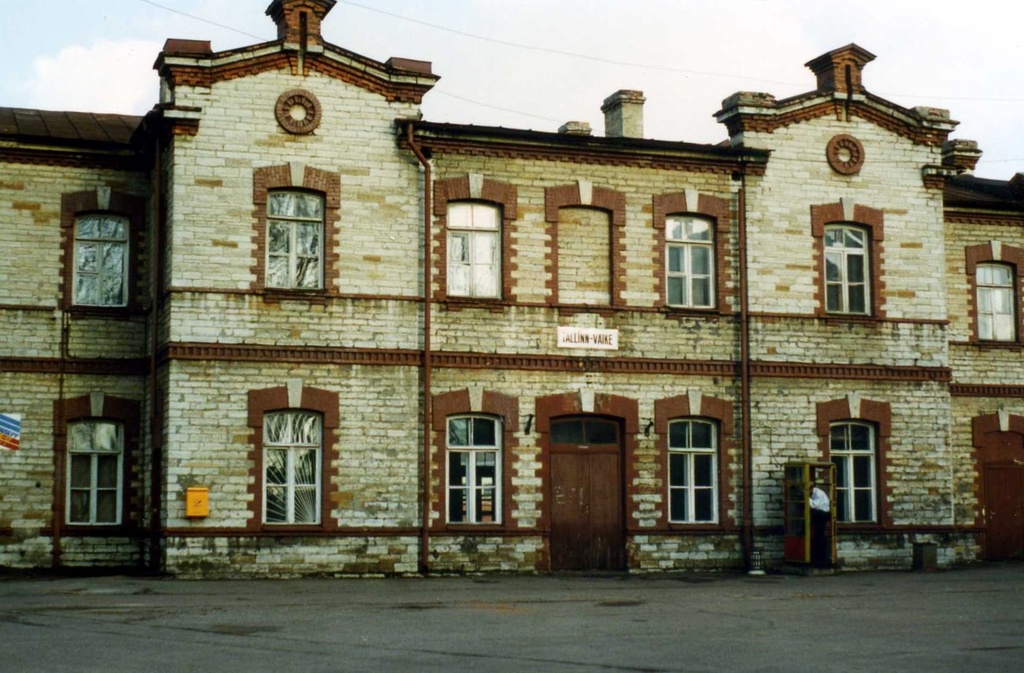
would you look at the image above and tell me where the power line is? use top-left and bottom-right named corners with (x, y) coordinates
top-left (135, 0), bottom-right (265, 41)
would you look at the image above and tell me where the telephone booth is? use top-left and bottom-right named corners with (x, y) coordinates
top-left (784, 462), bottom-right (836, 566)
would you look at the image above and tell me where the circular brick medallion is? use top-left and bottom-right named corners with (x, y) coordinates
top-left (275, 89), bottom-right (322, 135)
top-left (826, 134), bottom-right (865, 175)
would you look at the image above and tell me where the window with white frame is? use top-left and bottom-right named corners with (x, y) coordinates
top-left (264, 411), bottom-right (322, 524)
top-left (447, 202), bottom-right (500, 298)
top-left (977, 263), bottom-right (1016, 341)
top-left (825, 224), bottom-right (870, 315)
top-left (73, 214), bottom-right (128, 307)
top-left (447, 415), bottom-right (500, 523)
top-left (267, 191), bottom-right (324, 290)
top-left (668, 419), bottom-right (718, 523)
top-left (666, 215), bottom-right (714, 308)
top-left (830, 421), bottom-right (876, 523)
top-left (67, 420), bottom-right (123, 524)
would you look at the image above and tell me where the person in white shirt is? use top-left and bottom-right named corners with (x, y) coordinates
top-left (809, 481), bottom-right (832, 568)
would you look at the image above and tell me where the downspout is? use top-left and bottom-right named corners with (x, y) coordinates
top-left (149, 126), bottom-right (166, 573)
top-left (405, 122), bottom-right (433, 574)
top-left (738, 165), bottom-right (754, 570)
top-left (52, 310), bottom-right (69, 568)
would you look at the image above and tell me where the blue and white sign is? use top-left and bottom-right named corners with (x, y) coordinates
top-left (0, 413), bottom-right (22, 451)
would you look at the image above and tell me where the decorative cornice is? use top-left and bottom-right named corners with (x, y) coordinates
top-left (163, 343), bottom-right (422, 367)
top-left (951, 384), bottom-right (1024, 398)
top-left (945, 211), bottom-right (1024, 226)
top-left (0, 146), bottom-right (142, 171)
top-left (752, 361), bottom-right (952, 382)
top-left (0, 357), bottom-right (146, 376)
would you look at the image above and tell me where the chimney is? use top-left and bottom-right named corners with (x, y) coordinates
top-left (558, 121), bottom-right (592, 136)
top-left (805, 44), bottom-right (876, 94)
top-left (602, 90), bottom-right (645, 138)
top-left (266, 0), bottom-right (337, 48)
top-left (942, 139), bottom-right (983, 174)
top-left (1010, 173), bottom-right (1024, 201)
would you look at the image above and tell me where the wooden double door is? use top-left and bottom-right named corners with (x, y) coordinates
top-left (549, 417), bottom-right (625, 571)
top-left (980, 429), bottom-right (1024, 560)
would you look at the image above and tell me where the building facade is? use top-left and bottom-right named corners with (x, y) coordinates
top-left (1, 0), bottom-right (1022, 576)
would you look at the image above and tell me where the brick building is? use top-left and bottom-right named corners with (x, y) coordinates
top-left (1, 0), bottom-right (1022, 576)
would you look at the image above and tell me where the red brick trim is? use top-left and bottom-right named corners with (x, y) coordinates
top-left (534, 392), bottom-right (639, 535)
top-left (432, 176), bottom-right (518, 302)
top-left (53, 394), bottom-right (142, 531)
top-left (965, 242), bottom-right (1024, 345)
top-left (653, 394), bottom-right (737, 529)
top-left (810, 201), bottom-right (886, 319)
top-left (951, 384), bottom-right (1024, 398)
top-left (246, 385), bottom-right (340, 531)
top-left (652, 191), bottom-right (733, 314)
top-left (430, 389), bottom-right (520, 531)
top-left (544, 183), bottom-right (627, 307)
top-left (815, 397), bottom-right (893, 527)
top-left (945, 212), bottom-right (1024, 227)
top-left (59, 189), bottom-right (146, 311)
top-left (970, 413), bottom-right (1024, 531)
top-left (251, 164), bottom-right (341, 296)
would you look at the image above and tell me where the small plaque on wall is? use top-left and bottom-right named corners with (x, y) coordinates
top-left (557, 327), bottom-right (619, 350)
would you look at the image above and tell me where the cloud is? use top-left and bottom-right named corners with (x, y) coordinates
top-left (23, 39), bottom-right (162, 114)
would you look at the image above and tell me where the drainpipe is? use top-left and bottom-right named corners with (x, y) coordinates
top-left (52, 310), bottom-right (69, 568)
top-left (738, 165), bottom-right (754, 570)
top-left (405, 122), bottom-right (433, 574)
top-left (149, 127), bottom-right (167, 573)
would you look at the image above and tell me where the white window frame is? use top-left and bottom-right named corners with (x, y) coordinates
top-left (447, 202), bottom-right (501, 299)
top-left (67, 420), bottom-right (124, 525)
top-left (266, 191), bottom-right (324, 290)
top-left (825, 224), bottom-right (870, 315)
top-left (446, 415), bottom-right (501, 524)
top-left (830, 421), bottom-right (877, 523)
top-left (263, 410), bottom-right (322, 525)
top-left (976, 263), bottom-right (1016, 342)
top-left (667, 419), bottom-right (718, 523)
top-left (73, 214), bottom-right (129, 307)
top-left (665, 215), bottom-right (715, 309)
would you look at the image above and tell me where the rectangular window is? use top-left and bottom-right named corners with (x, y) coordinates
top-left (264, 411), bottom-right (322, 524)
top-left (825, 225), bottom-right (869, 315)
top-left (830, 422), bottom-right (876, 523)
top-left (74, 214), bottom-right (128, 307)
top-left (666, 216), bottom-right (714, 308)
top-left (447, 416), bottom-right (500, 523)
top-left (447, 203), bottom-right (500, 298)
top-left (668, 419), bottom-right (718, 523)
top-left (267, 192), bottom-right (324, 290)
top-left (977, 263), bottom-right (1016, 341)
top-left (67, 420), bottom-right (123, 524)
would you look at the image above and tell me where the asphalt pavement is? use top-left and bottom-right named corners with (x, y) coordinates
top-left (1, 564), bottom-right (1022, 673)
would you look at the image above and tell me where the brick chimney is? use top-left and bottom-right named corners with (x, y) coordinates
top-left (602, 90), bottom-right (645, 138)
top-left (266, 0), bottom-right (337, 48)
top-left (942, 139), bottom-right (983, 174)
top-left (805, 44), bottom-right (876, 94)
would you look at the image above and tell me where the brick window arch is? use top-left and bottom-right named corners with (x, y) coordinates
top-left (653, 191), bottom-right (732, 313)
top-left (816, 396), bottom-right (892, 527)
top-left (433, 175), bottom-right (518, 302)
top-left (966, 242), bottom-right (1024, 345)
top-left (811, 201), bottom-right (885, 319)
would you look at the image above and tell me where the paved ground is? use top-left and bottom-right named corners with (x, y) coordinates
top-left (1, 564), bottom-right (1022, 673)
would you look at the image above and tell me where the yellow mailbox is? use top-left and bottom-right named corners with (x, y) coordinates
top-left (185, 487), bottom-right (209, 518)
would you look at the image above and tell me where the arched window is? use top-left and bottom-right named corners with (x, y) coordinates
top-left (667, 419), bottom-right (718, 523)
top-left (666, 216), bottom-right (715, 309)
top-left (266, 191), bottom-right (324, 290)
top-left (829, 421), bottom-right (877, 523)
top-left (824, 224), bottom-right (870, 315)
top-left (976, 263), bottom-right (1016, 341)
top-left (447, 202), bottom-right (501, 298)
top-left (73, 214), bottom-right (129, 307)
top-left (447, 415), bottom-right (501, 523)
top-left (264, 410), bottom-right (322, 524)
top-left (67, 420), bottom-right (124, 524)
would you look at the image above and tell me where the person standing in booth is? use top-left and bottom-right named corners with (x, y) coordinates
top-left (809, 481), bottom-right (832, 568)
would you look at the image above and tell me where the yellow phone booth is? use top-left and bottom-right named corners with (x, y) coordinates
top-left (784, 462), bottom-right (836, 567)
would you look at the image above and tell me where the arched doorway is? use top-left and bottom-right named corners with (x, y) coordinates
top-left (548, 416), bottom-right (625, 570)
top-left (974, 413), bottom-right (1024, 560)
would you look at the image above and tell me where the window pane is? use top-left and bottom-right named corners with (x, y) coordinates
top-left (844, 229), bottom-right (865, 249)
top-left (95, 490), bottom-right (118, 523)
top-left (667, 277), bottom-right (685, 306)
top-left (551, 420), bottom-right (584, 444)
top-left (472, 418), bottom-right (496, 447)
top-left (853, 456), bottom-right (872, 488)
top-left (835, 490), bottom-right (849, 522)
top-left (70, 455), bottom-right (91, 488)
top-left (471, 265), bottom-right (497, 297)
top-left (296, 449), bottom-right (318, 486)
top-left (667, 219), bottom-right (684, 241)
top-left (476, 487), bottom-right (495, 522)
top-left (850, 424), bottom-right (872, 451)
top-left (690, 422), bottom-right (713, 449)
top-left (270, 192), bottom-right (322, 219)
top-left (670, 488), bottom-right (687, 521)
top-left (96, 455), bottom-right (119, 488)
top-left (265, 487), bottom-right (287, 522)
top-left (268, 222), bottom-right (290, 254)
top-left (833, 458), bottom-right (848, 488)
top-left (78, 218), bottom-right (99, 238)
top-left (69, 490), bottom-right (90, 523)
top-left (267, 255), bottom-right (289, 288)
top-left (978, 314), bottom-right (994, 340)
top-left (75, 274), bottom-right (99, 305)
top-left (694, 454), bottom-right (713, 487)
top-left (854, 490), bottom-right (873, 521)
top-left (296, 256), bottom-right (320, 289)
top-left (448, 452), bottom-right (468, 486)
top-left (448, 418), bottom-right (470, 447)
top-left (993, 314), bottom-right (1014, 341)
top-left (293, 486), bottom-right (318, 523)
top-left (585, 420), bottom-right (617, 445)
top-left (848, 285), bottom-right (866, 314)
top-left (449, 264), bottom-right (470, 296)
top-left (77, 242), bottom-right (99, 273)
top-left (691, 246), bottom-right (711, 275)
top-left (977, 288), bottom-right (992, 312)
top-left (667, 246), bottom-right (685, 273)
top-left (98, 216), bottom-right (127, 240)
top-left (990, 288), bottom-right (1011, 314)
top-left (297, 223), bottom-right (320, 256)
top-left (686, 219), bottom-right (711, 241)
top-left (473, 232), bottom-right (496, 265)
top-left (449, 233), bottom-right (469, 263)
top-left (476, 453), bottom-right (496, 488)
top-left (669, 422), bottom-right (689, 449)
top-left (448, 487), bottom-right (467, 522)
top-left (692, 278), bottom-right (711, 307)
top-left (847, 255), bottom-right (865, 283)
top-left (825, 229), bottom-right (842, 247)
top-left (830, 426), bottom-right (847, 452)
top-left (470, 204), bottom-right (499, 230)
top-left (826, 284), bottom-right (842, 312)
top-left (266, 449), bottom-right (287, 485)
top-left (694, 489), bottom-right (714, 521)
top-left (825, 254), bottom-right (842, 282)
top-left (669, 454), bottom-right (687, 487)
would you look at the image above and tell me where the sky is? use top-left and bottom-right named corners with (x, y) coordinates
top-left (1, 0), bottom-right (1022, 180)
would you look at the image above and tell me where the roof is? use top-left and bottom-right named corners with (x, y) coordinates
top-left (945, 174), bottom-right (1024, 213)
top-left (0, 107), bottom-right (143, 147)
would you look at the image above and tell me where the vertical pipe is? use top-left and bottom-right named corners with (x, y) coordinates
top-left (149, 132), bottom-right (167, 572)
top-left (52, 311), bottom-right (69, 568)
top-left (406, 122), bottom-right (433, 574)
top-left (738, 166), bottom-right (754, 570)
